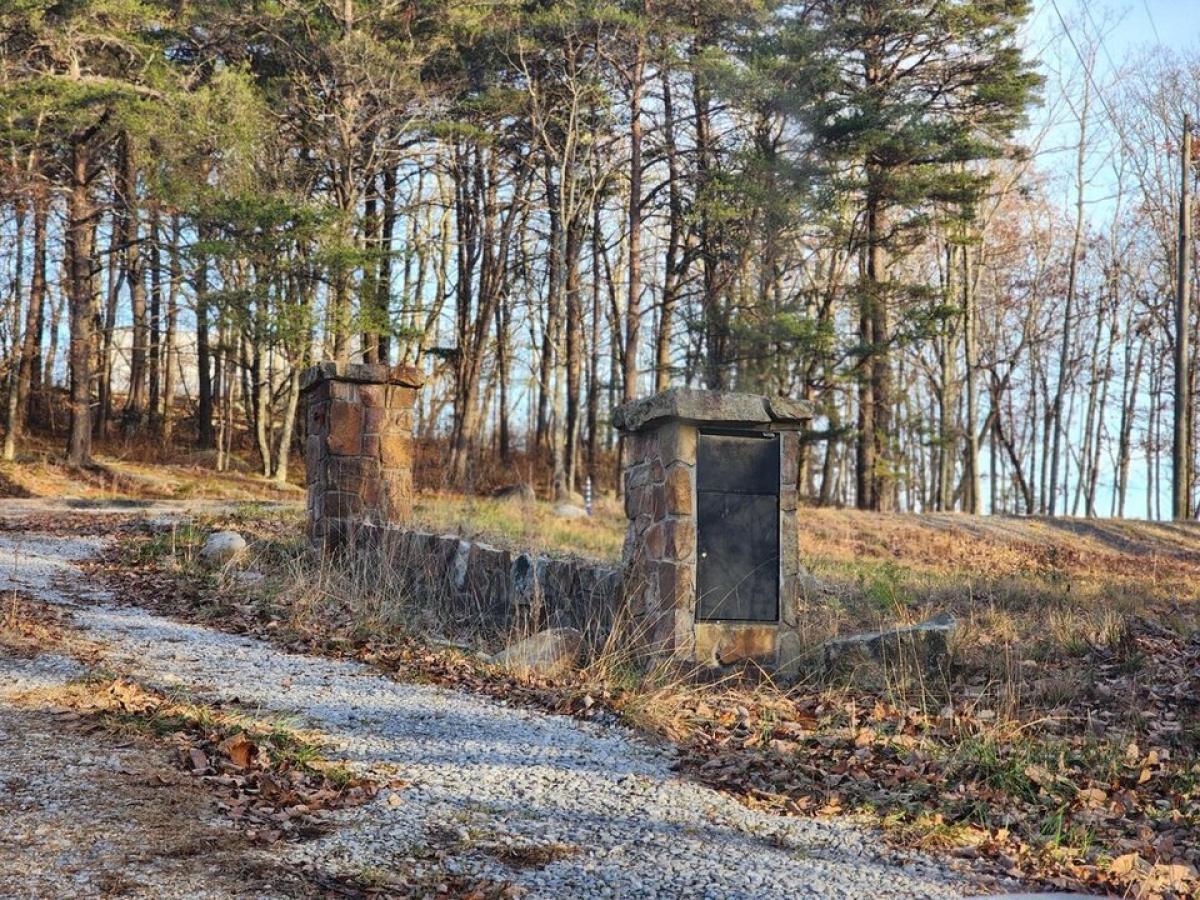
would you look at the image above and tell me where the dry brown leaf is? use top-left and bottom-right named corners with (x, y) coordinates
top-left (1076, 787), bottom-right (1107, 807)
top-left (1024, 763), bottom-right (1055, 787)
top-left (219, 733), bottom-right (257, 769)
top-left (1110, 852), bottom-right (1148, 876)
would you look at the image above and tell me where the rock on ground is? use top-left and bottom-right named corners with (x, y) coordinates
top-left (200, 530), bottom-right (247, 565)
top-left (823, 611), bottom-right (956, 677)
top-left (488, 627), bottom-right (582, 675)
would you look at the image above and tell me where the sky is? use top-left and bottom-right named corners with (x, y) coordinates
top-left (1025, 0), bottom-right (1200, 149)
top-left (1029, 0), bottom-right (1198, 58)
top-left (983, 2), bottom-right (1199, 518)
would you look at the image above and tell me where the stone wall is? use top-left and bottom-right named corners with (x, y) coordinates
top-left (297, 374), bottom-right (816, 672)
top-left (301, 362), bottom-right (423, 548)
top-left (354, 523), bottom-right (623, 643)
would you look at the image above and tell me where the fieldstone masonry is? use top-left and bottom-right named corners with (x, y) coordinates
top-left (298, 372), bottom-right (813, 671)
top-left (614, 388), bottom-right (811, 667)
top-left (340, 523), bottom-right (624, 641)
top-left (301, 362), bottom-right (424, 548)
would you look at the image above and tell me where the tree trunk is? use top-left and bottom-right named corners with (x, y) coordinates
top-left (656, 63), bottom-right (682, 393)
top-left (163, 215), bottom-right (181, 443)
top-left (3, 199), bottom-right (26, 461)
top-left (937, 243), bottom-right (959, 510)
top-left (44, 282), bottom-right (65, 427)
top-left (1049, 85), bottom-right (1090, 516)
top-left (330, 164), bottom-right (355, 365)
top-left (587, 189), bottom-right (602, 477)
top-left (855, 247), bottom-right (875, 510)
top-left (95, 212), bottom-right (120, 439)
top-left (693, 33), bottom-right (725, 390)
top-left (195, 222), bottom-right (215, 449)
top-left (360, 176), bottom-right (381, 363)
top-left (548, 167), bottom-right (570, 501)
top-left (253, 329), bottom-right (272, 478)
top-left (448, 146), bottom-right (484, 487)
top-left (495, 298), bottom-right (511, 463)
top-left (66, 139), bottom-right (96, 467)
top-left (273, 363), bottom-right (301, 483)
top-left (1174, 116), bottom-right (1194, 519)
top-left (1116, 331), bottom-right (1145, 517)
top-left (120, 133), bottom-right (149, 428)
top-left (624, 24), bottom-right (644, 405)
top-left (148, 205), bottom-right (162, 429)
top-left (564, 216), bottom-right (584, 494)
top-left (963, 242), bottom-right (981, 514)
top-left (18, 186), bottom-right (47, 433)
top-left (377, 165), bottom-right (398, 365)
top-left (868, 196), bottom-right (893, 512)
top-left (536, 162), bottom-right (560, 453)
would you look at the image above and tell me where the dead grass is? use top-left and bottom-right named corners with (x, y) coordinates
top-left (800, 507), bottom-right (1200, 584)
top-left (0, 432), bottom-right (304, 502)
top-left (412, 490), bottom-right (625, 561)
top-left (781, 509), bottom-right (1200, 741)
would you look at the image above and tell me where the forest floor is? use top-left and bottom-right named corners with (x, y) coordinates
top-left (1, 458), bottom-right (1199, 896)
top-left (0, 436), bottom-right (304, 503)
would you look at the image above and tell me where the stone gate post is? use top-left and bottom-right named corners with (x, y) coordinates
top-left (613, 388), bottom-right (811, 667)
top-left (301, 362), bottom-right (424, 549)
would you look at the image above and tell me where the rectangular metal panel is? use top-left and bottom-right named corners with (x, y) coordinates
top-left (697, 431), bottom-right (779, 495)
top-left (696, 431), bottom-right (779, 622)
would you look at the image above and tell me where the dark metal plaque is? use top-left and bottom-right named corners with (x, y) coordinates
top-left (696, 431), bottom-right (779, 622)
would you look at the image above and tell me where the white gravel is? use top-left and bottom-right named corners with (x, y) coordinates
top-left (0, 525), bottom-right (1015, 899)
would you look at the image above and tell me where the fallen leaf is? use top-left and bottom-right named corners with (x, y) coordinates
top-left (1110, 852), bottom-right (1147, 876)
top-left (1024, 764), bottom-right (1055, 787)
top-left (854, 728), bottom-right (876, 747)
top-left (219, 734), bottom-right (257, 769)
top-left (1076, 787), bottom-right (1106, 807)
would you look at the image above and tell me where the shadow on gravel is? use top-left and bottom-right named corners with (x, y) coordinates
top-left (310, 707), bottom-right (662, 777)
top-left (65, 498), bottom-right (156, 509)
top-left (420, 801), bottom-right (852, 859)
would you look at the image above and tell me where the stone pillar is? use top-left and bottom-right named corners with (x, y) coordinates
top-left (613, 388), bottom-right (811, 668)
top-left (617, 414), bottom-right (698, 658)
top-left (301, 362), bottom-right (424, 549)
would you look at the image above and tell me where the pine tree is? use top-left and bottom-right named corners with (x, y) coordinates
top-left (780, 0), bottom-right (1039, 511)
top-left (0, 0), bottom-right (187, 465)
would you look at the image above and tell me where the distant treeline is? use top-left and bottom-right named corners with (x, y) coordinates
top-left (1, 1), bottom-right (1195, 517)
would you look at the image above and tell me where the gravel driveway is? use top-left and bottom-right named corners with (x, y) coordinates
top-left (0, 511), bottom-right (1020, 899)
